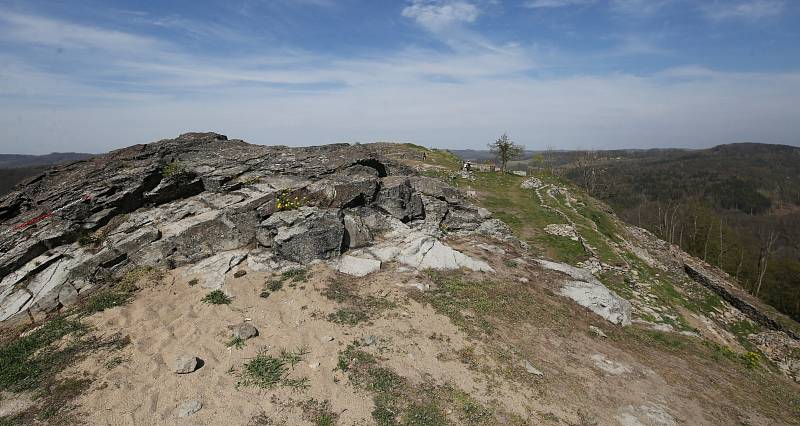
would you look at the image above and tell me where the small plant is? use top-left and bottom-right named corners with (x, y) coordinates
top-left (202, 290), bottom-right (232, 305)
top-left (504, 259), bottom-right (518, 268)
top-left (281, 268), bottom-right (309, 283)
top-left (77, 232), bottom-right (101, 247)
top-left (276, 190), bottom-right (307, 211)
top-left (268, 279), bottom-right (284, 291)
top-left (162, 161), bottom-right (185, 178)
top-left (241, 175), bottom-right (261, 185)
top-left (328, 308), bottom-right (369, 326)
top-left (259, 290), bottom-right (271, 298)
top-left (300, 399), bottom-right (339, 426)
top-left (104, 355), bottom-right (127, 369)
top-left (742, 351), bottom-right (761, 369)
top-left (237, 346), bottom-right (309, 390)
top-left (188, 278), bottom-right (199, 286)
top-left (227, 336), bottom-right (246, 350)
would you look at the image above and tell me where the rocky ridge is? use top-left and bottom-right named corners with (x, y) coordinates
top-left (0, 133), bottom-right (520, 323)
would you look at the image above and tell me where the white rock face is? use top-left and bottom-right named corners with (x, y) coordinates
top-left (536, 259), bottom-right (632, 326)
top-left (352, 231), bottom-right (493, 273)
top-left (183, 250), bottom-right (248, 289)
top-left (175, 400), bottom-right (202, 418)
top-left (561, 280), bottom-right (632, 326)
top-left (590, 354), bottom-right (632, 375)
top-left (616, 404), bottom-right (676, 426)
top-left (336, 255), bottom-right (381, 277)
top-left (395, 233), bottom-right (494, 272)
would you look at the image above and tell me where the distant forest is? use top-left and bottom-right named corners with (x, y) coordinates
top-left (555, 143), bottom-right (800, 321)
top-left (455, 143), bottom-right (800, 321)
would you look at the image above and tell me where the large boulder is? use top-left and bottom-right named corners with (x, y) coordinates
top-left (261, 208), bottom-right (345, 263)
top-left (374, 176), bottom-right (425, 222)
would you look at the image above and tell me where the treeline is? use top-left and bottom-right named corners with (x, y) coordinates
top-left (558, 143), bottom-right (800, 321)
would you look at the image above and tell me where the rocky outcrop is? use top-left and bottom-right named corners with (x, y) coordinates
top-left (0, 133), bottom-right (513, 321)
top-left (684, 264), bottom-right (800, 340)
top-left (536, 259), bottom-right (632, 326)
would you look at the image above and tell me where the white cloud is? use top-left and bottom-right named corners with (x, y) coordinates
top-left (523, 0), bottom-right (594, 9)
top-left (0, 11), bottom-right (158, 52)
top-left (703, 0), bottom-right (785, 21)
top-left (401, 0), bottom-right (480, 31)
top-left (610, 0), bottom-right (672, 16)
top-left (0, 10), bottom-right (798, 154)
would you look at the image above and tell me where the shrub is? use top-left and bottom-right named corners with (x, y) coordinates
top-left (202, 290), bottom-right (232, 305)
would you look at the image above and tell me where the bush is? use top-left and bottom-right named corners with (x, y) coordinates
top-left (202, 290), bottom-right (232, 305)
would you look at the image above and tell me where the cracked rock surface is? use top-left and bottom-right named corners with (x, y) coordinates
top-left (0, 132), bottom-right (515, 321)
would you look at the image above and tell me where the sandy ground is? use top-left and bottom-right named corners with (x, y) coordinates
top-left (64, 243), bottom-right (797, 425)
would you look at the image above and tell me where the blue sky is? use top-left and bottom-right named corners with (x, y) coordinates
top-left (0, 0), bottom-right (798, 154)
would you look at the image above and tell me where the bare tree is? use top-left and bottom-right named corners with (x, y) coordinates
top-left (755, 229), bottom-right (779, 297)
top-left (488, 133), bottom-right (524, 173)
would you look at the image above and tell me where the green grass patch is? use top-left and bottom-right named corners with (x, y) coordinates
top-left (322, 279), bottom-right (394, 326)
top-left (337, 342), bottom-right (517, 426)
top-left (299, 399), bottom-right (338, 426)
top-left (0, 315), bottom-right (130, 423)
top-left (237, 346), bottom-right (309, 390)
top-left (227, 336), bottom-right (246, 350)
top-left (202, 290), bottom-right (232, 305)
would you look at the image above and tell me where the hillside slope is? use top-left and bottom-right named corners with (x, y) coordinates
top-left (0, 135), bottom-right (797, 425)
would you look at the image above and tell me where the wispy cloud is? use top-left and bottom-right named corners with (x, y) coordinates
top-left (702, 0), bottom-right (785, 21)
top-left (523, 0), bottom-right (595, 9)
top-left (0, 11), bottom-right (158, 52)
top-left (0, 6), bottom-right (798, 154)
top-left (401, 0), bottom-right (481, 31)
top-left (610, 0), bottom-right (672, 16)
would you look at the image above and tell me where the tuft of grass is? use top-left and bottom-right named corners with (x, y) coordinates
top-left (0, 316), bottom-right (130, 423)
top-left (403, 402), bottom-right (447, 426)
top-left (188, 278), bottom-right (199, 286)
top-left (227, 336), bottom-right (246, 350)
top-left (300, 399), bottom-right (338, 426)
top-left (162, 161), bottom-right (185, 178)
top-left (237, 347), bottom-right (308, 390)
top-left (322, 279), bottom-right (395, 326)
top-left (328, 308), bottom-right (369, 326)
top-left (268, 279), bottom-right (284, 291)
top-left (79, 266), bottom-right (162, 315)
top-left (281, 268), bottom-right (309, 283)
top-left (104, 355), bottom-right (127, 369)
top-left (336, 342), bottom-right (510, 426)
top-left (202, 290), bottom-right (232, 305)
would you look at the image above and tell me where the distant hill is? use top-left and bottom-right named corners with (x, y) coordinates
top-left (0, 152), bottom-right (93, 169)
top-left (550, 142), bottom-right (800, 321)
top-left (0, 152), bottom-right (94, 196)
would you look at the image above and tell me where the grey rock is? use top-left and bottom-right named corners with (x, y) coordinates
top-left (343, 213), bottom-right (372, 249)
top-left (270, 208), bottom-right (344, 263)
top-left (231, 322), bottom-right (259, 340)
top-left (335, 255), bottom-right (381, 277)
top-left (374, 176), bottom-right (425, 222)
top-left (523, 360), bottom-right (544, 377)
top-left (175, 400), bottom-right (202, 418)
top-left (172, 355), bottom-right (200, 374)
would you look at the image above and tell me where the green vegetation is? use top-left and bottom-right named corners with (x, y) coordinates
top-left (260, 268), bottom-right (308, 298)
top-left (202, 290), bottom-right (232, 305)
top-left (80, 266), bottom-right (162, 315)
top-left (276, 190), bottom-right (306, 211)
top-left (322, 279), bottom-right (394, 326)
top-left (300, 399), bottom-right (338, 426)
top-left (162, 161), bottom-right (186, 179)
top-left (337, 342), bottom-right (518, 425)
top-left (237, 346), bottom-right (309, 390)
top-left (557, 145), bottom-right (800, 322)
top-left (227, 336), bottom-right (246, 350)
top-left (0, 314), bottom-right (130, 423)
